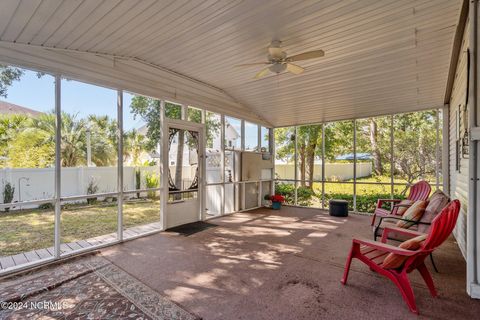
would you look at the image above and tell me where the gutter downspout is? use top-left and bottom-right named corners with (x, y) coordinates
top-left (467, 0), bottom-right (480, 298)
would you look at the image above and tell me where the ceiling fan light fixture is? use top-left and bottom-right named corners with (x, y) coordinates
top-left (237, 39), bottom-right (324, 79)
top-left (269, 63), bottom-right (287, 74)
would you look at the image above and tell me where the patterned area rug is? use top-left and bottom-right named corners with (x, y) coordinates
top-left (0, 253), bottom-right (199, 320)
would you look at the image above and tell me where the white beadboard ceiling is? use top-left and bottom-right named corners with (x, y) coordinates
top-left (0, 0), bottom-right (462, 127)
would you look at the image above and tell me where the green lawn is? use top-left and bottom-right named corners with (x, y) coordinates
top-left (276, 175), bottom-right (438, 212)
top-left (0, 199), bottom-right (160, 257)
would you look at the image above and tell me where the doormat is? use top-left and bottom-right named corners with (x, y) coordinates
top-left (166, 221), bottom-right (218, 236)
top-left (0, 253), bottom-right (199, 320)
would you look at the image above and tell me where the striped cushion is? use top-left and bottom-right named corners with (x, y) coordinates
top-left (382, 234), bottom-right (427, 269)
top-left (396, 200), bottom-right (427, 228)
top-left (418, 190), bottom-right (450, 233)
top-left (395, 199), bottom-right (414, 215)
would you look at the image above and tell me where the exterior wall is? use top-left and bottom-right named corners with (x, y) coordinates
top-left (274, 162), bottom-right (372, 181)
top-left (449, 18), bottom-right (470, 259)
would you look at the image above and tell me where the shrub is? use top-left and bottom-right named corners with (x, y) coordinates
top-left (135, 169), bottom-right (141, 198)
top-left (3, 182), bottom-right (14, 204)
top-left (38, 202), bottom-right (54, 210)
top-left (145, 172), bottom-right (159, 199)
top-left (274, 182), bottom-right (316, 206)
top-left (323, 192), bottom-right (406, 213)
top-left (86, 178), bottom-right (99, 205)
top-left (296, 186), bottom-right (316, 206)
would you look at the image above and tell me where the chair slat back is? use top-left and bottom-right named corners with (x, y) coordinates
top-left (422, 200), bottom-right (460, 251)
top-left (407, 181), bottom-right (431, 202)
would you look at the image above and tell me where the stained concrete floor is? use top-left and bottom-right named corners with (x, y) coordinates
top-left (102, 206), bottom-right (480, 320)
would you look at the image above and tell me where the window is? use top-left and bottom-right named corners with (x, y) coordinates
top-left (244, 121), bottom-right (258, 151)
top-left (206, 111), bottom-right (222, 184)
top-left (225, 116), bottom-right (241, 150)
top-left (61, 79), bottom-right (118, 197)
top-left (165, 102), bottom-right (181, 119)
top-left (296, 124), bottom-right (323, 207)
top-left (61, 78), bottom-right (118, 247)
top-left (273, 110), bottom-right (442, 211)
top-left (261, 126), bottom-right (270, 153)
top-left (274, 127), bottom-right (295, 180)
top-left (355, 116), bottom-right (392, 211)
top-left (0, 65), bottom-right (56, 258)
top-left (122, 92), bottom-right (161, 230)
top-left (393, 111), bottom-right (438, 191)
top-left (187, 107), bottom-right (202, 123)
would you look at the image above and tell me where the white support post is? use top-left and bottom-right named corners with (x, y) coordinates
top-left (390, 115), bottom-right (395, 197)
top-left (353, 120), bottom-right (357, 211)
top-left (435, 109), bottom-right (441, 190)
top-left (117, 90), bottom-right (123, 241)
top-left (54, 75), bottom-right (61, 258)
top-left (159, 100), bottom-right (167, 230)
top-left (258, 124), bottom-right (262, 152)
top-left (467, 0), bottom-right (480, 298)
top-left (221, 115), bottom-right (225, 215)
top-left (443, 104), bottom-right (450, 194)
top-left (321, 124), bottom-right (326, 208)
top-left (294, 126), bottom-right (298, 206)
top-left (241, 182), bottom-right (246, 210)
top-left (241, 120), bottom-right (245, 151)
top-left (181, 104), bottom-right (187, 121)
top-left (258, 181), bottom-right (262, 208)
top-left (270, 128), bottom-right (275, 197)
top-left (199, 125), bottom-right (206, 221)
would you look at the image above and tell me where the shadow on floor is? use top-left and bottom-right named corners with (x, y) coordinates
top-left (101, 207), bottom-right (480, 320)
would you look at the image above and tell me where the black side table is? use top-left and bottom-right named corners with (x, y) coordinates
top-left (329, 199), bottom-right (349, 217)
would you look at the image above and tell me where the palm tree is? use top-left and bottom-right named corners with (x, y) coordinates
top-left (60, 113), bottom-right (87, 167)
top-left (123, 129), bottom-right (146, 165)
top-left (87, 115), bottom-right (117, 166)
top-left (0, 114), bottom-right (31, 161)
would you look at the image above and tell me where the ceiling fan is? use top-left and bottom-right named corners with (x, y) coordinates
top-left (235, 40), bottom-right (324, 79)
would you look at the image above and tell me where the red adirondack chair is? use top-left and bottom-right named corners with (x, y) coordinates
top-left (371, 180), bottom-right (431, 226)
top-left (341, 200), bottom-right (460, 314)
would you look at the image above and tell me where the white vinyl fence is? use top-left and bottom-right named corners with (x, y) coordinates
top-left (0, 166), bottom-right (158, 204)
top-left (274, 162), bottom-right (372, 181)
top-left (0, 162), bottom-right (371, 209)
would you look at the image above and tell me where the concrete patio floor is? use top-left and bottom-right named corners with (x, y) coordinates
top-left (101, 206), bottom-right (480, 319)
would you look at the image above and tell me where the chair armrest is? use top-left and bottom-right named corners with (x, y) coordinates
top-left (381, 226), bottom-right (426, 243)
top-left (353, 238), bottom-right (418, 256)
top-left (375, 216), bottom-right (418, 231)
top-left (378, 215), bottom-right (418, 224)
top-left (377, 199), bottom-right (402, 202)
top-left (376, 198), bottom-right (402, 209)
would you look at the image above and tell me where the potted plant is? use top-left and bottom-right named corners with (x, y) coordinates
top-left (2, 182), bottom-right (14, 212)
top-left (265, 194), bottom-right (285, 210)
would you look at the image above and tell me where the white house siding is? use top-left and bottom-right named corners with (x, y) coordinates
top-left (449, 18), bottom-right (470, 259)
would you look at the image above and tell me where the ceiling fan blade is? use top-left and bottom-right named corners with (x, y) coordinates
top-left (287, 50), bottom-right (324, 62)
top-left (286, 63), bottom-right (304, 75)
top-left (254, 67), bottom-right (271, 79)
top-left (234, 62), bottom-right (269, 67)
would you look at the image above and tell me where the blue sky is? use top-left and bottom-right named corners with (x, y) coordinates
top-left (2, 69), bottom-right (144, 130)
top-left (3, 68), bottom-right (262, 147)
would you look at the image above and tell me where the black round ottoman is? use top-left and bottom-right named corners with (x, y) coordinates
top-left (329, 199), bottom-right (349, 217)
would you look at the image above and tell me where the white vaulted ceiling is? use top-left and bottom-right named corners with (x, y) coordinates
top-left (0, 0), bottom-right (463, 127)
